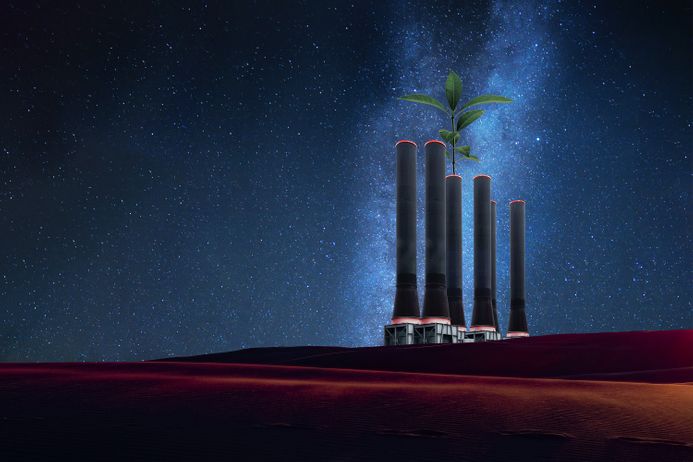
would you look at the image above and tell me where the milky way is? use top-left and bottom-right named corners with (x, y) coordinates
top-left (1, 1), bottom-right (690, 360)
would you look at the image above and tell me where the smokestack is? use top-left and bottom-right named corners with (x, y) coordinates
top-left (470, 175), bottom-right (495, 331)
top-left (446, 174), bottom-right (465, 328)
top-left (491, 200), bottom-right (499, 332)
top-left (422, 140), bottom-right (450, 323)
top-left (507, 200), bottom-right (529, 337)
top-left (391, 140), bottom-right (420, 324)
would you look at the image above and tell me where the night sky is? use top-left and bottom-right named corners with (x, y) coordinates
top-left (1, 1), bottom-right (690, 361)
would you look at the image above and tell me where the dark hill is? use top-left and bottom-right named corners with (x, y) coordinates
top-left (162, 330), bottom-right (693, 383)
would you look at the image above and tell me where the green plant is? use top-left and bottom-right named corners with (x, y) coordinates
top-left (398, 71), bottom-right (511, 174)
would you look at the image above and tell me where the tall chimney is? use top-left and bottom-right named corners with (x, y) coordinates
top-left (507, 200), bottom-right (529, 337)
top-left (471, 175), bottom-right (495, 331)
top-left (446, 174), bottom-right (465, 328)
top-left (491, 200), bottom-right (499, 332)
top-left (391, 140), bottom-right (420, 324)
top-left (422, 140), bottom-right (450, 323)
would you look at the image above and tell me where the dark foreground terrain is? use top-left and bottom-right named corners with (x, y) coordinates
top-left (1, 330), bottom-right (691, 461)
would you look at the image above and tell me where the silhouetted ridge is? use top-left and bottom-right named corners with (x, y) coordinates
top-left (160, 330), bottom-right (693, 384)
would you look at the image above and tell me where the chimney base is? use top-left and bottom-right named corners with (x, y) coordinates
top-left (415, 322), bottom-right (458, 344)
top-left (464, 330), bottom-right (502, 342)
top-left (384, 321), bottom-right (505, 344)
top-left (384, 323), bottom-right (417, 345)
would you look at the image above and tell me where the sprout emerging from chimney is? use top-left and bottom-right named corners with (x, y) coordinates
top-left (398, 71), bottom-right (512, 174)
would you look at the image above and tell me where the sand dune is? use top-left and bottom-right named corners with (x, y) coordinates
top-left (1, 330), bottom-right (691, 461)
top-left (168, 330), bottom-right (693, 383)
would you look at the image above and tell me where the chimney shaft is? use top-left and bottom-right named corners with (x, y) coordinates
top-left (507, 200), bottom-right (529, 337)
top-left (422, 141), bottom-right (450, 322)
top-left (391, 140), bottom-right (420, 323)
top-left (491, 200), bottom-right (499, 332)
top-left (446, 174), bottom-right (465, 327)
top-left (471, 175), bottom-right (495, 330)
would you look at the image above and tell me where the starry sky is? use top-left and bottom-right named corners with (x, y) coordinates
top-left (1, 1), bottom-right (691, 361)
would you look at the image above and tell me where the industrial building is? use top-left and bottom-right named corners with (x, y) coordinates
top-left (384, 140), bottom-right (529, 345)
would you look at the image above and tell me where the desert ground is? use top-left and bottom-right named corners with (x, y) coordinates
top-left (1, 330), bottom-right (691, 461)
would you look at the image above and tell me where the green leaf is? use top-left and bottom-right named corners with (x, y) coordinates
top-left (460, 94), bottom-right (512, 110)
top-left (439, 129), bottom-right (453, 143)
top-left (440, 129), bottom-right (460, 144)
top-left (445, 150), bottom-right (453, 160)
top-left (454, 145), bottom-right (471, 155)
top-left (462, 154), bottom-right (480, 162)
top-left (445, 71), bottom-right (463, 110)
top-left (456, 110), bottom-right (485, 131)
top-left (398, 94), bottom-right (449, 114)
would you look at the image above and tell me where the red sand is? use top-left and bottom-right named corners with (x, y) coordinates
top-left (1, 331), bottom-right (692, 461)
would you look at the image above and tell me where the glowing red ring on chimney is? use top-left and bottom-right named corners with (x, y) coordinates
top-left (473, 174), bottom-right (492, 180)
top-left (420, 317), bottom-right (451, 325)
top-left (469, 325), bottom-right (496, 332)
top-left (424, 139), bottom-right (446, 147)
top-left (390, 317), bottom-right (421, 325)
top-left (510, 200), bottom-right (526, 204)
top-left (396, 139), bottom-right (417, 147)
top-left (506, 331), bottom-right (529, 338)
top-left (446, 174), bottom-right (462, 179)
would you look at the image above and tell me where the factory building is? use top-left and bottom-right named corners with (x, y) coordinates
top-left (384, 140), bottom-right (529, 345)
